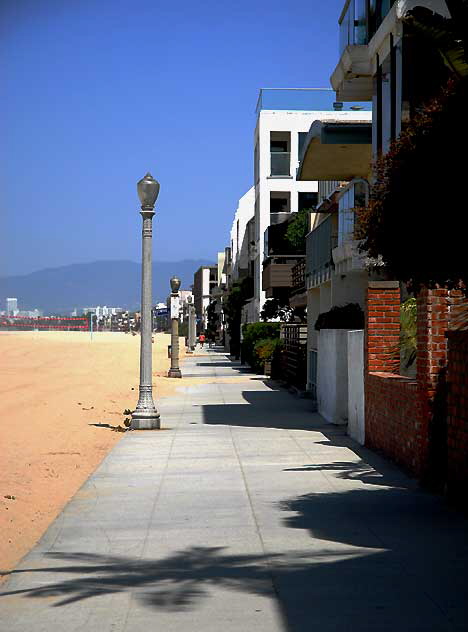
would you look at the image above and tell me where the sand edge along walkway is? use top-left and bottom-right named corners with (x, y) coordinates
top-left (0, 330), bottom-right (191, 578)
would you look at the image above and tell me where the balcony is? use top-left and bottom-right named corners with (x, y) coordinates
top-left (262, 255), bottom-right (305, 299)
top-left (331, 1), bottom-right (373, 101)
top-left (306, 215), bottom-right (338, 288)
top-left (270, 211), bottom-right (290, 226)
top-left (297, 120), bottom-right (372, 182)
top-left (290, 259), bottom-right (307, 309)
top-left (270, 152), bottom-right (290, 177)
top-left (332, 180), bottom-right (368, 274)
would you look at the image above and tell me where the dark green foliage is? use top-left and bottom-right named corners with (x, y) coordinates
top-left (206, 300), bottom-right (218, 338)
top-left (285, 208), bottom-right (311, 252)
top-left (223, 277), bottom-right (254, 358)
top-left (314, 303), bottom-right (364, 331)
top-left (260, 298), bottom-right (291, 322)
top-left (400, 297), bottom-right (417, 370)
top-left (260, 299), bottom-right (307, 323)
top-left (241, 322), bottom-right (281, 371)
top-left (357, 6), bottom-right (468, 293)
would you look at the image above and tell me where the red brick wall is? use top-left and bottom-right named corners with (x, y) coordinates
top-left (366, 281), bottom-right (400, 374)
top-left (365, 281), bottom-right (423, 474)
top-left (366, 373), bottom-right (422, 473)
top-left (446, 329), bottom-right (468, 496)
top-left (366, 284), bottom-right (467, 487)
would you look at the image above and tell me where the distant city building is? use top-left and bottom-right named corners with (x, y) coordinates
top-left (81, 306), bottom-right (123, 318)
top-left (17, 309), bottom-right (43, 318)
top-left (6, 298), bottom-right (18, 316)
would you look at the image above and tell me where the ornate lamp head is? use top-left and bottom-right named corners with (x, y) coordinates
top-left (170, 276), bottom-right (181, 293)
top-left (137, 172), bottom-right (160, 209)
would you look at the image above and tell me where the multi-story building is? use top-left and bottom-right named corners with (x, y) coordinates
top-left (230, 187), bottom-right (255, 285)
top-left (193, 265), bottom-right (218, 332)
top-left (251, 88), bottom-right (372, 322)
top-left (331, 0), bottom-right (451, 155)
top-left (6, 298), bottom-right (18, 316)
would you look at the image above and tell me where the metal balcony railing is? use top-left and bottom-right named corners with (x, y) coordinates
top-left (270, 152), bottom-right (290, 177)
top-left (306, 216), bottom-right (338, 280)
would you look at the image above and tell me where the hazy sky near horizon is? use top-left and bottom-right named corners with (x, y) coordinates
top-left (1, 0), bottom-right (344, 276)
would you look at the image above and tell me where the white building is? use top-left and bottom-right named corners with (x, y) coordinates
top-left (193, 265), bottom-right (217, 331)
top-left (6, 298), bottom-right (18, 316)
top-left (250, 88), bottom-right (372, 321)
top-left (230, 187), bottom-right (255, 283)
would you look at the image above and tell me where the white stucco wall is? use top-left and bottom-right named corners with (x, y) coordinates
top-left (317, 329), bottom-right (349, 425)
top-left (230, 187), bottom-right (255, 281)
top-left (347, 329), bottom-right (365, 444)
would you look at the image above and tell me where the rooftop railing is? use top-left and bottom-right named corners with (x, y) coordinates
top-left (256, 88), bottom-right (372, 114)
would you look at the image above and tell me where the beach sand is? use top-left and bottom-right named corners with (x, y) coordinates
top-left (0, 331), bottom-right (185, 578)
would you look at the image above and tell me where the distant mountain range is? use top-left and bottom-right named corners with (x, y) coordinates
top-left (0, 260), bottom-right (213, 314)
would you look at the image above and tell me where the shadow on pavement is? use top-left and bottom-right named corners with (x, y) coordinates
top-left (202, 389), bottom-right (324, 431)
top-left (2, 487), bottom-right (468, 629)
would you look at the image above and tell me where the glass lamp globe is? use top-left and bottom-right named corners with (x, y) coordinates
top-left (170, 276), bottom-right (181, 293)
top-left (137, 173), bottom-right (160, 208)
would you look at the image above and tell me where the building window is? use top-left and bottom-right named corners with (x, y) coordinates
top-left (270, 192), bottom-right (290, 214)
top-left (298, 191), bottom-right (318, 211)
top-left (270, 132), bottom-right (290, 176)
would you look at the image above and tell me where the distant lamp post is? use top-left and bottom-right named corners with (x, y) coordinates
top-left (168, 276), bottom-right (182, 378)
top-left (187, 296), bottom-right (193, 353)
top-left (131, 173), bottom-right (160, 430)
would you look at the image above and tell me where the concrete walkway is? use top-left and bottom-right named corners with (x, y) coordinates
top-left (1, 348), bottom-right (468, 631)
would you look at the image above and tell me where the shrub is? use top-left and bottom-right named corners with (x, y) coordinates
top-left (285, 208), bottom-right (312, 252)
top-left (400, 297), bottom-right (417, 370)
top-left (242, 322), bottom-right (280, 371)
top-left (314, 303), bottom-right (364, 331)
top-left (254, 337), bottom-right (282, 362)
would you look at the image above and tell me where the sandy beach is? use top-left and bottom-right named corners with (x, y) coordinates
top-left (0, 331), bottom-right (185, 578)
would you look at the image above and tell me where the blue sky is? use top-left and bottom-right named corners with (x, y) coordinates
top-left (1, 0), bottom-right (345, 276)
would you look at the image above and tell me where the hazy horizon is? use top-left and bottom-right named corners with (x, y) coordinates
top-left (0, 257), bottom-right (214, 279)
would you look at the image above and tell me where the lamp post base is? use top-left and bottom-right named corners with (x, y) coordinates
top-left (131, 409), bottom-right (160, 430)
top-left (168, 368), bottom-right (182, 378)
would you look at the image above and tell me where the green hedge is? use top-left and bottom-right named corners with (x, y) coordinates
top-left (241, 322), bottom-right (281, 372)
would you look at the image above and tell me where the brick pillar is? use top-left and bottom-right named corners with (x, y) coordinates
top-left (417, 288), bottom-right (450, 394)
top-left (416, 288), bottom-right (452, 484)
top-left (365, 281), bottom-right (400, 374)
